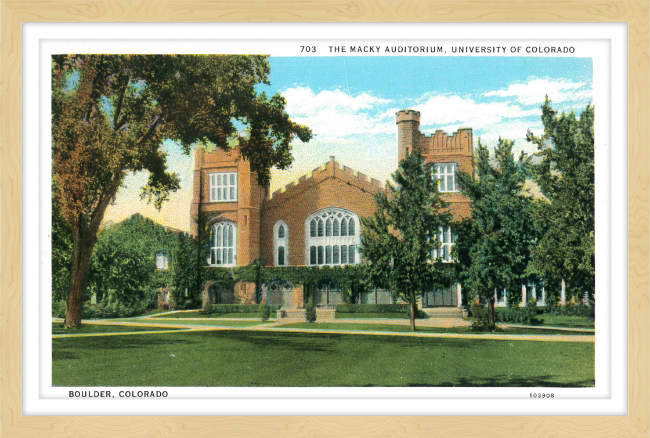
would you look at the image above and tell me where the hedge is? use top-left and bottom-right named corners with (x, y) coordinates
top-left (540, 303), bottom-right (594, 318)
top-left (201, 304), bottom-right (280, 315)
top-left (52, 301), bottom-right (148, 319)
top-left (336, 304), bottom-right (409, 313)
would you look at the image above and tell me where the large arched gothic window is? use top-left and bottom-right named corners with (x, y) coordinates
top-left (306, 208), bottom-right (360, 266)
top-left (274, 220), bottom-right (289, 266)
top-left (209, 221), bottom-right (237, 267)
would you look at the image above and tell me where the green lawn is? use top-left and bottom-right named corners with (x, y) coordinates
top-left (112, 319), bottom-right (271, 328)
top-left (536, 315), bottom-right (595, 329)
top-left (53, 330), bottom-right (595, 387)
top-left (280, 322), bottom-right (593, 336)
top-left (150, 311), bottom-right (276, 319)
top-left (52, 323), bottom-right (177, 335)
top-left (336, 312), bottom-right (426, 320)
top-left (466, 314), bottom-right (595, 330)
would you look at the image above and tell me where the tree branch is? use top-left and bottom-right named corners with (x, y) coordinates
top-left (113, 73), bottom-right (130, 131)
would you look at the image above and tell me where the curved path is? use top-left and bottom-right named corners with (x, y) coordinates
top-left (52, 317), bottom-right (594, 343)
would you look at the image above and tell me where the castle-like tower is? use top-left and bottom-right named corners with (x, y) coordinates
top-left (396, 109), bottom-right (422, 162)
top-left (190, 146), bottom-right (266, 267)
top-left (396, 109), bottom-right (474, 221)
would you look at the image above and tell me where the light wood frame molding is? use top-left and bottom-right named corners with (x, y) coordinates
top-left (1, 2), bottom-right (647, 437)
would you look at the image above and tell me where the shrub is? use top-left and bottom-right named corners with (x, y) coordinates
top-left (201, 304), bottom-right (279, 315)
top-left (540, 302), bottom-right (593, 318)
top-left (80, 301), bottom-right (148, 319)
top-left (305, 303), bottom-right (317, 323)
top-left (336, 304), bottom-right (409, 314)
top-left (469, 304), bottom-right (496, 331)
top-left (52, 300), bottom-right (67, 318)
top-left (260, 303), bottom-right (271, 321)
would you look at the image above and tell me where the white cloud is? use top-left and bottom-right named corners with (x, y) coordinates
top-left (483, 78), bottom-right (592, 106)
top-left (281, 86), bottom-right (394, 139)
top-left (414, 94), bottom-right (539, 130)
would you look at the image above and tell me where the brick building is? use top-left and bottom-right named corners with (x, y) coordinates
top-left (191, 110), bottom-right (475, 308)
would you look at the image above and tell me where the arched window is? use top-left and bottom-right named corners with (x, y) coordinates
top-left (305, 208), bottom-right (360, 266)
top-left (310, 219), bottom-right (316, 237)
top-left (210, 221), bottom-right (237, 267)
top-left (274, 221), bottom-right (289, 266)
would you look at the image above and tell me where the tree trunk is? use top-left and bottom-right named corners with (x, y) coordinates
top-left (488, 296), bottom-right (495, 329)
top-left (409, 297), bottom-right (417, 331)
top-left (65, 232), bottom-right (96, 328)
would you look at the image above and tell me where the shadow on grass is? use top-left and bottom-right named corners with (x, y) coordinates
top-left (407, 375), bottom-right (595, 388)
top-left (353, 376), bottom-right (595, 388)
top-left (191, 330), bottom-right (336, 353)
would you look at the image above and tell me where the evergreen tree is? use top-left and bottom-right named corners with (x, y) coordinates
top-left (526, 98), bottom-right (595, 302)
top-left (360, 151), bottom-right (453, 331)
top-left (455, 139), bottom-right (536, 328)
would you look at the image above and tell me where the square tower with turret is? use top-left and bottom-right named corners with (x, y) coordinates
top-left (396, 109), bottom-right (474, 221)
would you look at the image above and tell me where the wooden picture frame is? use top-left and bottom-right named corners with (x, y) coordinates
top-left (1, 1), bottom-right (647, 437)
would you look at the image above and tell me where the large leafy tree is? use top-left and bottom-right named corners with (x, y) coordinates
top-left (52, 55), bottom-right (312, 328)
top-left (89, 214), bottom-right (177, 308)
top-left (360, 151), bottom-right (453, 331)
top-left (526, 98), bottom-right (595, 301)
top-left (455, 139), bottom-right (536, 328)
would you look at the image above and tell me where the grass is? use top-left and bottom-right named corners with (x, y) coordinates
top-left (150, 311), bottom-right (276, 319)
top-left (52, 323), bottom-right (176, 335)
top-left (466, 314), bottom-right (595, 330)
top-left (336, 312), bottom-right (426, 320)
top-left (536, 314), bottom-right (594, 329)
top-left (279, 322), bottom-right (593, 336)
top-left (52, 330), bottom-right (595, 387)
top-left (112, 319), bottom-right (271, 328)
top-left (141, 309), bottom-right (176, 316)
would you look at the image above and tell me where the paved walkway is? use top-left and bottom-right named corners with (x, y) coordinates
top-left (52, 317), bottom-right (594, 343)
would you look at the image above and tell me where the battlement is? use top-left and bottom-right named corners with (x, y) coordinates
top-left (268, 157), bottom-right (385, 205)
top-left (396, 109), bottom-right (421, 124)
top-left (420, 128), bottom-right (473, 155)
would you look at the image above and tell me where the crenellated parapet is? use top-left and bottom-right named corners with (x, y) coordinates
top-left (420, 128), bottom-right (473, 156)
top-left (267, 156), bottom-right (385, 207)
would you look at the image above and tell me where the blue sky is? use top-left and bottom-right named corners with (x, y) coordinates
top-left (103, 56), bottom-right (593, 231)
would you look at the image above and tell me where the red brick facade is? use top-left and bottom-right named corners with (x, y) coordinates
top-left (192, 110), bottom-right (474, 303)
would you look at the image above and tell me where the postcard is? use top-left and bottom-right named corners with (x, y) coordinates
top-left (22, 23), bottom-right (626, 416)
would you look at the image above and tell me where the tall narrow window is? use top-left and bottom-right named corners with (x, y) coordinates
top-left (278, 247), bottom-right (285, 266)
top-left (274, 221), bottom-right (289, 266)
top-left (310, 246), bottom-right (317, 265)
top-left (210, 222), bottom-right (237, 267)
top-left (306, 208), bottom-right (360, 266)
top-left (310, 219), bottom-right (317, 237)
top-left (433, 226), bottom-right (455, 262)
top-left (209, 172), bottom-right (238, 202)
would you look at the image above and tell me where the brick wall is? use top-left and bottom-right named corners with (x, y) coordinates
top-left (260, 157), bottom-right (383, 267)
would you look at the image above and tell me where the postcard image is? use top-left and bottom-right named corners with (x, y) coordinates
top-left (38, 33), bottom-right (614, 415)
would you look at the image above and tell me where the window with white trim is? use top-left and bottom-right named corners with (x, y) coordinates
top-left (274, 221), bottom-right (289, 266)
top-left (306, 208), bottom-right (360, 266)
top-left (432, 163), bottom-right (459, 193)
top-left (209, 221), bottom-right (237, 267)
top-left (432, 226), bottom-right (456, 262)
top-left (156, 251), bottom-right (169, 270)
top-left (209, 172), bottom-right (238, 202)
